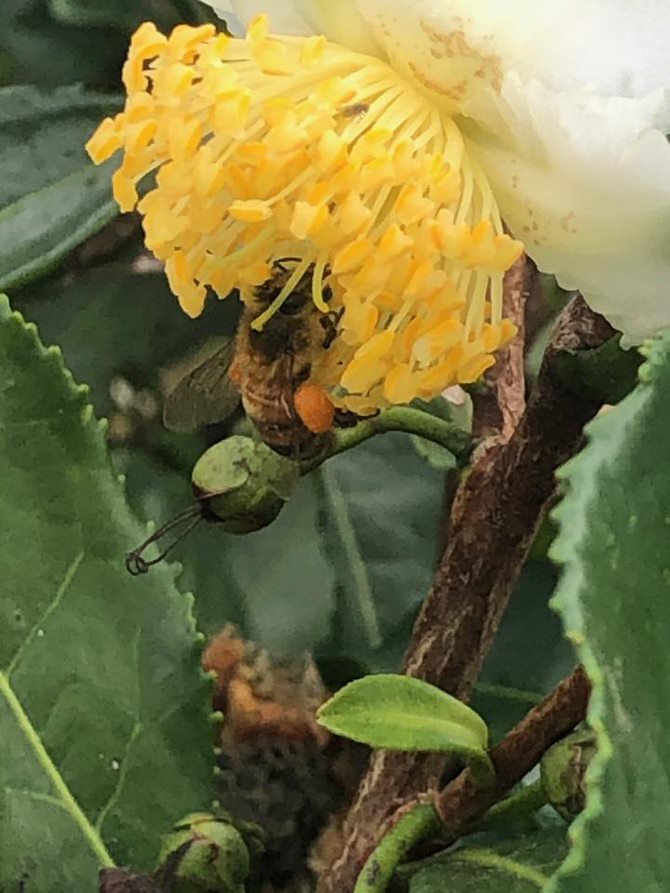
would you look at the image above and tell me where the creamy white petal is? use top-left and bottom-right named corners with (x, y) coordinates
top-left (349, 0), bottom-right (670, 341)
top-left (352, 0), bottom-right (670, 119)
top-left (467, 76), bottom-right (670, 343)
top-left (198, 0), bottom-right (314, 35)
top-left (199, 0), bottom-right (382, 52)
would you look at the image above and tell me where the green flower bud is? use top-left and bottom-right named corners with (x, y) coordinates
top-left (541, 729), bottom-right (597, 821)
top-left (192, 435), bottom-right (299, 534)
top-left (157, 813), bottom-right (250, 893)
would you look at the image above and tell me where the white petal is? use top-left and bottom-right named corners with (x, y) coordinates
top-left (198, 0), bottom-right (314, 35)
top-left (350, 0), bottom-right (670, 341)
top-left (352, 1), bottom-right (670, 119)
top-left (467, 76), bottom-right (670, 343)
top-left (198, 0), bottom-right (380, 51)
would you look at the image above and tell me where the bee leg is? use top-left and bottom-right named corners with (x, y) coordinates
top-left (333, 407), bottom-right (380, 428)
top-left (320, 308), bottom-right (344, 349)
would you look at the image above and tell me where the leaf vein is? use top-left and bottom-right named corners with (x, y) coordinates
top-left (319, 466), bottom-right (381, 649)
top-left (6, 551), bottom-right (84, 678)
top-left (0, 672), bottom-right (114, 867)
top-left (451, 846), bottom-right (548, 886)
top-left (94, 721), bottom-right (143, 833)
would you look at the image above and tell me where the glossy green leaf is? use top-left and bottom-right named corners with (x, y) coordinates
top-left (0, 0), bottom-right (127, 87)
top-left (0, 296), bottom-right (212, 890)
top-left (317, 674), bottom-right (488, 755)
top-left (405, 826), bottom-right (569, 892)
top-left (48, 0), bottom-right (214, 31)
top-left (0, 85), bottom-right (121, 291)
top-left (548, 330), bottom-right (670, 892)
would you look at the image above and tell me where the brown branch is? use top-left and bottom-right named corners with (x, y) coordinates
top-left (473, 252), bottom-right (531, 442)
top-left (350, 665), bottom-right (590, 887)
top-left (318, 294), bottom-right (613, 892)
top-left (435, 665), bottom-right (591, 832)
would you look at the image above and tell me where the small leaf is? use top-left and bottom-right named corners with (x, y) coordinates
top-left (547, 330), bottom-right (670, 892)
top-left (317, 674), bottom-right (488, 756)
top-left (0, 296), bottom-right (212, 889)
top-left (403, 825), bottom-right (569, 892)
top-left (0, 85), bottom-right (121, 291)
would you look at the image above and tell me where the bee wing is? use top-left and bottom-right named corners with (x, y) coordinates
top-left (163, 339), bottom-right (241, 432)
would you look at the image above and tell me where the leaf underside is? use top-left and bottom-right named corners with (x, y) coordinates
top-left (548, 330), bottom-right (670, 892)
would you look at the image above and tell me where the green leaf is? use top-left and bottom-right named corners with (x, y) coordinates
top-left (474, 560), bottom-right (576, 742)
top-left (0, 85), bottom-right (121, 292)
top-left (316, 433), bottom-right (443, 673)
top-left (150, 432), bottom-right (442, 668)
top-left (0, 1), bottom-right (128, 87)
top-left (49, 0), bottom-right (158, 29)
top-left (317, 674), bottom-right (488, 756)
top-left (404, 826), bottom-right (569, 892)
top-left (14, 259), bottom-right (241, 417)
top-left (0, 296), bottom-right (212, 889)
top-left (118, 448), bottom-right (336, 656)
top-left (48, 0), bottom-right (215, 30)
top-left (547, 330), bottom-right (670, 892)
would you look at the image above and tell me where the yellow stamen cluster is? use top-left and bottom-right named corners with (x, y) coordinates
top-left (87, 16), bottom-right (522, 410)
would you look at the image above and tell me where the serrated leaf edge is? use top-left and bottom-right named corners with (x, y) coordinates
top-left (544, 336), bottom-right (664, 890)
top-left (0, 294), bottom-right (216, 860)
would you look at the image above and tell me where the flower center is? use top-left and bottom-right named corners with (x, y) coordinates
top-left (86, 16), bottom-right (522, 410)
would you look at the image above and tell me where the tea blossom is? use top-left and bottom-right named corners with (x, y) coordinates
top-left (87, 1), bottom-right (670, 411)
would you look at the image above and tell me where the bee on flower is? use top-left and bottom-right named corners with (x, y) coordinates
top-left (87, 0), bottom-right (670, 422)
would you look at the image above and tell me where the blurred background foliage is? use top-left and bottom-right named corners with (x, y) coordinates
top-left (1, 0), bottom-right (573, 743)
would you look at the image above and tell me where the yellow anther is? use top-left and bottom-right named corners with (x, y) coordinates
top-left (378, 224), bottom-right (413, 261)
top-left (112, 169), bottom-right (138, 212)
top-left (458, 353), bottom-right (496, 383)
top-left (394, 183), bottom-right (435, 226)
top-left (412, 318), bottom-right (463, 365)
top-left (301, 35), bottom-right (327, 65)
top-left (333, 238), bottom-right (372, 274)
top-left (341, 301), bottom-right (379, 344)
top-left (384, 363), bottom-right (416, 403)
top-left (85, 117), bottom-right (121, 162)
top-left (229, 199), bottom-right (273, 222)
top-left (129, 22), bottom-right (168, 60)
top-left (87, 18), bottom-right (523, 412)
top-left (168, 23), bottom-right (216, 61)
top-left (338, 191), bottom-right (372, 235)
top-left (122, 58), bottom-right (147, 94)
top-left (290, 201), bottom-right (329, 239)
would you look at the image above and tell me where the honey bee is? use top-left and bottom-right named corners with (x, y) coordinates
top-left (163, 261), bottom-right (343, 456)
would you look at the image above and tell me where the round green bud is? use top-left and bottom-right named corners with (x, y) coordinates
top-left (158, 813), bottom-right (250, 892)
top-left (541, 728), bottom-right (597, 821)
top-left (191, 435), bottom-right (299, 534)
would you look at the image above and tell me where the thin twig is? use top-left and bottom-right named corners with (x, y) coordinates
top-left (353, 803), bottom-right (440, 893)
top-left (318, 294), bottom-right (613, 892)
top-left (301, 406), bottom-right (473, 476)
top-left (351, 667), bottom-right (589, 892)
top-left (435, 665), bottom-right (591, 832)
